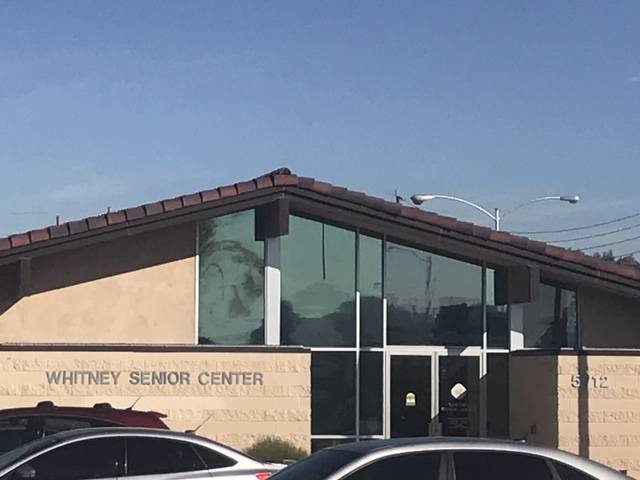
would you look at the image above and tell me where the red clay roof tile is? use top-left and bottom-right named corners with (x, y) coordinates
top-left (273, 174), bottom-right (298, 186)
top-left (87, 215), bottom-right (108, 230)
top-left (0, 237), bottom-right (10, 251)
top-left (200, 188), bottom-right (221, 203)
top-left (162, 198), bottom-right (182, 212)
top-left (29, 229), bottom-right (50, 243)
top-left (235, 181), bottom-right (256, 195)
top-left (48, 225), bottom-right (69, 239)
top-left (255, 175), bottom-right (274, 190)
top-left (181, 194), bottom-right (202, 208)
top-left (67, 221), bottom-right (88, 235)
top-left (144, 202), bottom-right (164, 216)
top-left (124, 207), bottom-right (146, 221)
top-left (218, 185), bottom-right (237, 198)
top-left (9, 234), bottom-right (30, 248)
top-left (106, 211), bottom-right (126, 225)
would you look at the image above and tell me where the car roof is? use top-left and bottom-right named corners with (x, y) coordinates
top-left (328, 437), bottom-right (626, 478)
top-left (0, 405), bottom-right (168, 427)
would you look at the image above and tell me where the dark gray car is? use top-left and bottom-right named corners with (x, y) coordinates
top-left (270, 437), bottom-right (630, 480)
top-left (0, 427), bottom-right (280, 480)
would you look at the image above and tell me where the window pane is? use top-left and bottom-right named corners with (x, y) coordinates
top-left (454, 452), bottom-right (553, 480)
top-left (24, 438), bottom-right (123, 480)
top-left (523, 283), bottom-right (577, 348)
top-left (347, 453), bottom-right (441, 480)
top-left (554, 461), bottom-right (596, 480)
top-left (487, 354), bottom-right (510, 438)
top-left (193, 445), bottom-right (237, 469)
top-left (359, 234), bottom-right (383, 347)
top-left (359, 352), bottom-right (383, 435)
top-left (0, 418), bottom-right (32, 454)
top-left (126, 438), bottom-right (205, 476)
top-left (311, 352), bottom-right (356, 435)
top-left (486, 269), bottom-right (509, 348)
top-left (281, 216), bottom-right (356, 347)
top-left (386, 242), bottom-right (482, 346)
top-left (198, 210), bottom-right (265, 345)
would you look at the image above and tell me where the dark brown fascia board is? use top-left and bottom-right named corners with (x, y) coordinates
top-left (0, 188), bottom-right (287, 266)
top-left (285, 188), bottom-right (640, 297)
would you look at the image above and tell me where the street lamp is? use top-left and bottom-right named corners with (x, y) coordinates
top-left (410, 194), bottom-right (580, 231)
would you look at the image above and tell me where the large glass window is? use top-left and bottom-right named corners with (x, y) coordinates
top-left (523, 283), bottom-right (577, 348)
top-left (487, 353), bottom-right (510, 438)
top-left (359, 234), bottom-right (383, 347)
top-left (486, 269), bottom-right (509, 348)
top-left (311, 352), bottom-right (356, 435)
top-left (359, 352), bottom-right (383, 435)
top-left (281, 216), bottom-right (356, 347)
top-left (198, 210), bottom-right (264, 345)
top-left (385, 242), bottom-right (483, 346)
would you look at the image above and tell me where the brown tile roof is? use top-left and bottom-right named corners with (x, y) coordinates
top-left (2, 168), bottom-right (639, 284)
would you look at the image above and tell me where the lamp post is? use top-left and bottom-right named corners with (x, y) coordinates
top-left (410, 194), bottom-right (580, 231)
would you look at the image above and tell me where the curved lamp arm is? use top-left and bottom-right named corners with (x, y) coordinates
top-left (501, 195), bottom-right (580, 219)
top-left (411, 194), bottom-right (496, 221)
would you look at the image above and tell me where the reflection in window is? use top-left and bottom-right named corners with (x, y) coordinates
top-left (281, 216), bottom-right (356, 347)
top-left (311, 352), bottom-right (356, 435)
top-left (523, 283), bottom-right (577, 348)
top-left (359, 235), bottom-right (383, 347)
top-left (486, 269), bottom-right (509, 348)
top-left (385, 242), bottom-right (482, 346)
top-left (198, 210), bottom-right (264, 345)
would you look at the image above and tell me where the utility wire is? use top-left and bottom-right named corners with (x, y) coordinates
top-left (512, 211), bottom-right (640, 235)
top-left (580, 234), bottom-right (640, 251)
top-left (547, 221), bottom-right (640, 243)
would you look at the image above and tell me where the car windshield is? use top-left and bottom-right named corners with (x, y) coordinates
top-left (269, 449), bottom-right (362, 480)
top-left (0, 435), bottom-right (63, 471)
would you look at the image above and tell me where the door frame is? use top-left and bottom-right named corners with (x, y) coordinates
top-left (383, 346), bottom-right (485, 438)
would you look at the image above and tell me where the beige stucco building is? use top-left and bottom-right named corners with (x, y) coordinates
top-left (1, 168), bottom-right (640, 475)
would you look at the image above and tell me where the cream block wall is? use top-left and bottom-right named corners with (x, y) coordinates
top-left (511, 354), bottom-right (640, 478)
top-left (0, 350), bottom-right (311, 452)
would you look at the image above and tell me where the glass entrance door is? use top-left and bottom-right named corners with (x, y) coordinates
top-left (387, 351), bottom-right (481, 438)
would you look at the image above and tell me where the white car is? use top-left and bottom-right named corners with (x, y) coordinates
top-left (270, 437), bottom-right (630, 480)
top-left (0, 427), bottom-right (281, 480)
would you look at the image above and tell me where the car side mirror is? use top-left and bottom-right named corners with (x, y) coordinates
top-left (15, 464), bottom-right (36, 479)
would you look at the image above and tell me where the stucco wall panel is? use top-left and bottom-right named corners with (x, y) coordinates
top-left (0, 224), bottom-right (196, 344)
top-left (0, 350), bottom-right (311, 451)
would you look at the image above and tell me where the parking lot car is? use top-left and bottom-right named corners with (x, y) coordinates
top-left (0, 427), bottom-right (280, 480)
top-left (0, 401), bottom-right (168, 454)
top-left (269, 437), bottom-right (630, 480)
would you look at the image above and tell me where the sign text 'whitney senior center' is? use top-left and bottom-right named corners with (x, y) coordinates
top-left (45, 370), bottom-right (264, 386)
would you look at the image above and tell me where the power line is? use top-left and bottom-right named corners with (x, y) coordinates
top-left (547, 221), bottom-right (640, 243)
top-left (512, 211), bottom-right (640, 235)
top-left (580, 234), bottom-right (640, 251)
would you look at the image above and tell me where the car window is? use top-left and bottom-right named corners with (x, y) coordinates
top-left (42, 416), bottom-right (117, 436)
top-left (454, 451), bottom-right (553, 480)
top-left (346, 452), bottom-right (441, 480)
top-left (5, 437), bottom-right (123, 480)
top-left (269, 449), bottom-right (362, 480)
top-left (192, 445), bottom-right (237, 469)
top-left (125, 437), bottom-right (206, 476)
top-left (554, 461), bottom-right (597, 480)
top-left (0, 418), bottom-right (36, 454)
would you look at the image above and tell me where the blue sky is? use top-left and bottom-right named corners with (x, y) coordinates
top-left (1, 1), bottom-right (639, 256)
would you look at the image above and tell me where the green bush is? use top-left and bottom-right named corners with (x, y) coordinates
top-left (245, 436), bottom-right (308, 463)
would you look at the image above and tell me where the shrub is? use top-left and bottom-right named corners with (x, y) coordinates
top-left (245, 436), bottom-right (308, 463)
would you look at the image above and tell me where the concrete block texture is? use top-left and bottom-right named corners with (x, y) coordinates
top-left (0, 350), bottom-right (311, 452)
top-left (511, 354), bottom-right (640, 479)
